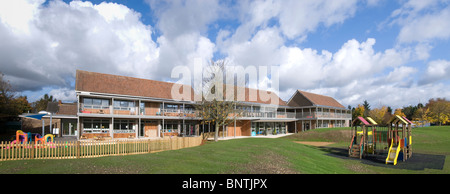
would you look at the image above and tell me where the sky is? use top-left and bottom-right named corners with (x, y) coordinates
top-left (0, 0), bottom-right (450, 109)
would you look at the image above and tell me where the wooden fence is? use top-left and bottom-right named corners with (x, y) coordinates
top-left (0, 136), bottom-right (202, 161)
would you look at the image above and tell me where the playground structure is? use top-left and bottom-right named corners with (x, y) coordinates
top-left (385, 115), bottom-right (413, 165)
top-left (349, 115), bottom-right (412, 165)
top-left (8, 130), bottom-right (55, 149)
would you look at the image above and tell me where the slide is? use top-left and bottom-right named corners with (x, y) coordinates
top-left (386, 139), bottom-right (401, 165)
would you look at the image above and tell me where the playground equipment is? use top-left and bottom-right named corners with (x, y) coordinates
top-left (349, 117), bottom-right (375, 159)
top-left (385, 115), bottom-right (413, 165)
top-left (34, 134), bottom-right (54, 144)
top-left (349, 116), bottom-right (390, 159)
top-left (8, 130), bottom-right (55, 149)
top-left (349, 115), bottom-right (413, 165)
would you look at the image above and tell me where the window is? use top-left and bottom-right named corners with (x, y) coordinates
top-left (83, 98), bottom-right (109, 109)
top-left (163, 121), bottom-right (179, 133)
top-left (114, 100), bottom-right (135, 110)
top-left (114, 120), bottom-right (136, 133)
top-left (83, 119), bottom-right (109, 133)
top-left (140, 102), bottom-right (145, 115)
top-left (163, 104), bottom-right (181, 113)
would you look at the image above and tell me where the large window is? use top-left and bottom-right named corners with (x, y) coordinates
top-left (114, 120), bottom-right (136, 133)
top-left (163, 121), bottom-right (179, 133)
top-left (83, 119), bottom-right (110, 133)
top-left (83, 98), bottom-right (109, 109)
top-left (114, 100), bottom-right (135, 110)
top-left (162, 104), bottom-right (180, 113)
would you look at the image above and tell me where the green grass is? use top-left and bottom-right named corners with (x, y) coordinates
top-left (0, 126), bottom-right (448, 174)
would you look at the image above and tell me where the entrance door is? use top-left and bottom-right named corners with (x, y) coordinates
top-left (62, 121), bottom-right (77, 136)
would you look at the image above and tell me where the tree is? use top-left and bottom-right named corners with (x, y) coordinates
top-left (362, 100), bottom-right (371, 117)
top-left (195, 60), bottom-right (242, 142)
top-left (426, 98), bottom-right (450, 126)
top-left (369, 106), bottom-right (387, 125)
top-left (413, 107), bottom-right (430, 127)
top-left (11, 96), bottom-right (32, 116)
top-left (387, 106), bottom-right (393, 115)
top-left (402, 105), bottom-right (417, 121)
top-left (31, 94), bottom-right (57, 113)
top-left (394, 108), bottom-right (406, 117)
top-left (353, 104), bottom-right (365, 119)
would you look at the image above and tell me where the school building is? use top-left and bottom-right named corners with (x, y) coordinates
top-left (40, 70), bottom-right (351, 139)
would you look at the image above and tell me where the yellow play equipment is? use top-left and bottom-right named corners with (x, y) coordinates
top-left (385, 115), bottom-right (413, 165)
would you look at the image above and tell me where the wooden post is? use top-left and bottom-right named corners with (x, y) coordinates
top-left (76, 141), bottom-right (81, 159)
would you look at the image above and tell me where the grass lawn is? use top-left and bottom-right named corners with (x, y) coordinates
top-left (0, 126), bottom-right (448, 174)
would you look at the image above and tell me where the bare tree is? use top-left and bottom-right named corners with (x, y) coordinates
top-left (195, 60), bottom-right (242, 142)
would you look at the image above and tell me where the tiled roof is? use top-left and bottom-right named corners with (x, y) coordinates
top-left (75, 70), bottom-right (286, 106)
top-left (57, 103), bottom-right (77, 115)
top-left (76, 70), bottom-right (195, 101)
top-left (297, 90), bottom-right (345, 108)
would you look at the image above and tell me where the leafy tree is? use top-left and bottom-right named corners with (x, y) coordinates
top-left (353, 104), bottom-right (365, 119)
top-left (402, 105), bottom-right (417, 121)
top-left (413, 107), bottom-right (430, 127)
top-left (394, 108), bottom-right (406, 117)
top-left (369, 106), bottom-right (388, 125)
top-left (387, 106), bottom-right (393, 114)
top-left (11, 96), bottom-right (32, 115)
top-left (31, 94), bottom-right (57, 113)
top-left (426, 98), bottom-right (450, 126)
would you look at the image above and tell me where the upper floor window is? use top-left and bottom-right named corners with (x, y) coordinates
top-left (83, 98), bottom-right (109, 109)
top-left (114, 100), bottom-right (135, 110)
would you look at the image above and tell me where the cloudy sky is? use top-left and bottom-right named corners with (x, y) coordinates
top-left (0, 0), bottom-right (449, 109)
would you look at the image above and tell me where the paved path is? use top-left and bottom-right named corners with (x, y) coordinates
top-left (207, 133), bottom-right (294, 141)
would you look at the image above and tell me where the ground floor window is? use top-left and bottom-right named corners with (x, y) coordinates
top-left (251, 122), bottom-right (287, 136)
top-left (184, 121), bottom-right (197, 136)
top-left (114, 119), bottom-right (136, 133)
top-left (83, 119), bottom-right (110, 133)
top-left (163, 121), bottom-right (179, 133)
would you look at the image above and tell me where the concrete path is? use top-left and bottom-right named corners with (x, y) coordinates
top-left (207, 133), bottom-right (294, 141)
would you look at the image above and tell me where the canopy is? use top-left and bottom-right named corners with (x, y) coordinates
top-left (19, 114), bottom-right (47, 120)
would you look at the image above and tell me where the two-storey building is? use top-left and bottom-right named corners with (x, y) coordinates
top-left (40, 70), bottom-right (351, 140)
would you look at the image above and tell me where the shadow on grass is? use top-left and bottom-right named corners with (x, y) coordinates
top-left (317, 146), bottom-right (445, 171)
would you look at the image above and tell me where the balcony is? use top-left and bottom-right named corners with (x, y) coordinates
top-left (241, 111), bottom-right (297, 119)
top-left (296, 112), bottom-right (352, 119)
top-left (79, 102), bottom-right (200, 118)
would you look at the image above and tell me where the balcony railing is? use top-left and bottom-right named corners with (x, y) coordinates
top-left (296, 112), bottom-right (352, 119)
top-left (79, 104), bottom-right (200, 118)
top-left (79, 102), bottom-right (351, 120)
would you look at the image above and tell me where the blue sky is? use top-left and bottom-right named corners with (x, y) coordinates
top-left (1, 0), bottom-right (450, 109)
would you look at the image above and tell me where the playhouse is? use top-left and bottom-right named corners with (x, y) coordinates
top-left (349, 116), bottom-right (382, 159)
top-left (385, 115), bottom-right (413, 165)
top-left (349, 115), bottom-right (413, 166)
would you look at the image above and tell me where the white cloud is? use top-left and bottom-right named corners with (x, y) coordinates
top-left (387, 0), bottom-right (450, 43)
top-left (278, 0), bottom-right (358, 39)
top-left (419, 59), bottom-right (450, 84)
top-left (398, 6), bottom-right (450, 43)
top-left (0, 0), bottom-right (159, 92)
top-left (49, 87), bottom-right (77, 102)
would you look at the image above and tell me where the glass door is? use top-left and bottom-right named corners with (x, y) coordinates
top-left (62, 122), bottom-right (77, 136)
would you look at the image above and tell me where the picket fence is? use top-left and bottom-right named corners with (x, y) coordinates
top-left (0, 136), bottom-right (202, 161)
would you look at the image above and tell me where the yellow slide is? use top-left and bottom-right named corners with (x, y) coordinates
top-left (386, 139), bottom-right (401, 165)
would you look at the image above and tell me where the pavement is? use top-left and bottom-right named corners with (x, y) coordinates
top-left (206, 133), bottom-right (294, 141)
